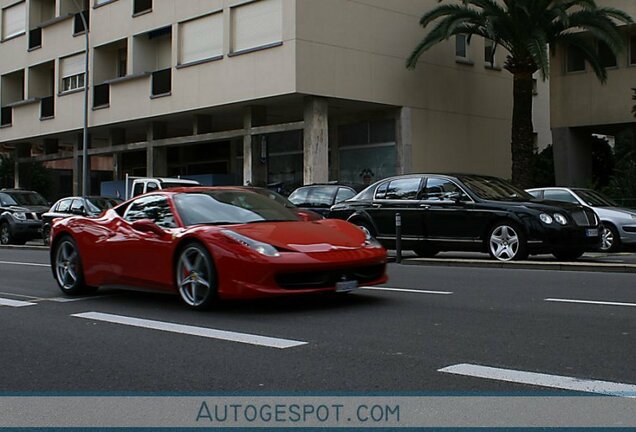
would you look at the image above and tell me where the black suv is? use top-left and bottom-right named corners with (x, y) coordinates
top-left (329, 174), bottom-right (601, 261)
top-left (0, 189), bottom-right (48, 245)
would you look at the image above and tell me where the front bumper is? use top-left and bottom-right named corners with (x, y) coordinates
top-left (619, 225), bottom-right (636, 245)
top-left (9, 220), bottom-right (43, 240)
top-left (527, 224), bottom-right (601, 253)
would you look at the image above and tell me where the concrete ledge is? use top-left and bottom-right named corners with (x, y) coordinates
top-left (401, 257), bottom-right (636, 273)
top-left (0, 245), bottom-right (48, 251)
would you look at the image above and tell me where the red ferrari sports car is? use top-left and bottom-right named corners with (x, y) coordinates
top-left (49, 187), bottom-right (388, 309)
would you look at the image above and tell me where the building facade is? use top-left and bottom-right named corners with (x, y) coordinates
top-left (0, 0), bottom-right (522, 197)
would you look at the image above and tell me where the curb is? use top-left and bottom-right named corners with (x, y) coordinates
top-left (400, 257), bottom-right (636, 273)
top-left (0, 245), bottom-right (48, 251)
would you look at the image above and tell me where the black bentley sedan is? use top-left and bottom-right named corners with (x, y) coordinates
top-left (328, 174), bottom-right (601, 261)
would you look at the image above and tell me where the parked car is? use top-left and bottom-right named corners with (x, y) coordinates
top-left (0, 189), bottom-right (48, 245)
top-left (42, 196), bottom-right (122, 245)
top-left (49, 187), bottom-right (387, 309)
top-left (329, 174), bottom-right (602, 261)
top-left (288, 184), bottom-right (359, 216)
top-left (239, 187), bottom-right (323, 221)
top-left (526, 187), bottom-right (636, 252)
top-left (129, 177), bottom-right (200, 198)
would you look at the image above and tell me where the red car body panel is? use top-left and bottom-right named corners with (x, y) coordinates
top-left (50, 188), bottom-right (388, 299)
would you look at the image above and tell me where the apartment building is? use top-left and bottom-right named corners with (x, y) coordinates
top-left (0, 0), bottom-right (522, 196)
top-left (551, 0), bottom-right (636, 186)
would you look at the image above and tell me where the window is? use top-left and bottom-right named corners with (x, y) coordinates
top-left (117, 48), bottom-right (127, 77)
top-left (132, 183), bottom-right (144, 197)
top-left (455, 34), bottom-right (469, 61)
top-left (124, 195), bottom-right (176, 229)
top-left (598, 41), bottom-right (617, 68)
top-left (543, 189), bottom-right (579, 204)
top-left (484, 38), bottom-right (496, 67)
top-left (57, 199), bottom-right (72, 213)
top-left (631, 35), bottom-right (636, 66)
top-left (146, 182), bottom-right (159, 192)
top-left (94, 0), bottom-right (113, 5)
top-left (60, 53), bottom-right (86, 92)
top-left (375, 182), bottom-right (388, 200)
top-left (179, 12), bottom-right (223, 65)
top-left (231, 0), bottom-right (282, 54)
top-left (335, 188), bottom-right (356, 203)
top-left (2, 1), bottom-right (26, 40)
top-left (566, 44), bottom-right (585, 72)
top-left (70, 199), bottom-right (86, 214)
top-left (422, 178), bottom-right (467, 202)
top-left (133, 0), bottom-right (152, 15)
top-left (385, 178), bottom-right (422, 200)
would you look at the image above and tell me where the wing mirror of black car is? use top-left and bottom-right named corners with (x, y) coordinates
top-left (131, 219), bottom-right (166, 236)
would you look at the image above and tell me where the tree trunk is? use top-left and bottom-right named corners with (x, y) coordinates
top-left (510, 71), bottom-right (535, 188)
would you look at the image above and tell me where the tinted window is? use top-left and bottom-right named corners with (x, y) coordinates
top-left (175, 191), bottom-right (299, 226)
top-left (527, 190), bottom-right (542, 199)
top-left (0, 193), bottom-right (17, 206)
top-left (86, 197), bottom-right (121, 213)
top-left (543, 190), bottom-right (579, 204)
top-left (70, 199), bottom-right (85, 214)
top-left (335, 187), bottom-right (355, 203)
top-left (385, 178), bottom-right (422, 200)
top-left (125, 195), bottom-right (177, 229)
top-left (375, 182), bottom-right (388, 200)
top-left (132, 183), bottom-right (144, 197)
top-left (423, 178), bottom-right (465, 201)
top-left (5, 191), bottom-right (48, 206)
top-left (574, 189), bottom-right (616, 207)
top-left (288, 188), bottom-right (309, 205)
top-left (460, 176), bottom-right (532, 201)
top-left (57, 199), bottom-right (72, 213)
top-left (289, 187), bottom-right (336, 208)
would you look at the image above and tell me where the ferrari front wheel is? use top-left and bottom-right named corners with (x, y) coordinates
top-left (176, 243), bottom-right (217, 310)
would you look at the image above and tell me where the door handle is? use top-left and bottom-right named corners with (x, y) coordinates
top-left (419, 203), bottom-right (430, 209)
top-left (372, 203), bottom-right (382, 208)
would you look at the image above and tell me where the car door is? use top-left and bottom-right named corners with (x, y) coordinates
top-left (110, 195), bottom-right (176, 289)
top-left (421, 177), bottom-right (482, 241)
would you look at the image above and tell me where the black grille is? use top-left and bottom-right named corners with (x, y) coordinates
top-left (571, 209), bottom-right (597, 227)
top-left (624, 226), bottom-right (636, 233)
top-left (276, 264), bottom-right (385, 290)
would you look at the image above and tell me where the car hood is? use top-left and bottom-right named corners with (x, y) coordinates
top-left (594, 206), bottom-right (636, 219)
top-left (4, 205), bottom-right (49, 214)
top-left (225, 219), bottom-right (366, 253)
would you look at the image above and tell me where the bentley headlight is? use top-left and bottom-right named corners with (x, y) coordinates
top-left (221, 230), bottom-right (280, 257)
top-left (13, 212), bottom-right (27, 221)
top-left (553, 213), bottom-right (567, 225)
top-left (539, 213), bottom-right (553, 224)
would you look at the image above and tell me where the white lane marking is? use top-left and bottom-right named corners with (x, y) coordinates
top-left (0, 291), bottom-right (40, 300)
top-left (48, 294), bottom-right (119, 303)
top-left (439, 364), bottom-right (636, 398)
top-left (546, 298), bottom-right (636, 308)
top-left (361, 286), bottom-right (453, 295)
top-left (0, 297), bottom-right (36, 307)
top-left (71, 312), bottom-right (307, 349)
top-left (0, 261), bottom-right (49, 268)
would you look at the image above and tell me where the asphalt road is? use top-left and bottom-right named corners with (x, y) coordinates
top-left (0, 248), bottom-right (634, 394)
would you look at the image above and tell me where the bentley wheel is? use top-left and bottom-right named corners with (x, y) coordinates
top-left (54, 236), bottom-right (92, 295)
top-left (600, 224), bottom-right (621, 253)
top-left (487, 222), bottom-right (528, 261)
top-left (0, 222), bottom-right (12, 245)
top-left (176, 243), bottom-right (217, 310)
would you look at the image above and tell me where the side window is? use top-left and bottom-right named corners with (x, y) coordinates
top-left (0, 193), bottom-right (9, 206)
top-left (527, 190), bottom-right (543, 199)
top-left (385, 178), bottom-right (422, 200)
top-left (288, 188), bottom-right (309, 206)
top-left (132, 183), bottom-right (144, 197)
top-left (124, 195), bottom-right (176, 228)
top-left (375, 182), bottom-right (389, 200)
top-left (57, 199), bottom-right (72, 213)
top-left (146, 182), bottom-right (159, 193)
top-left (335, 188), bottom-right (355, 203)
top-left (544, 190), bottom-right (578, 204)
top-left (70, 199), bottom-right (85, 214)
top-left (422, 178), bottom-right (465, 201)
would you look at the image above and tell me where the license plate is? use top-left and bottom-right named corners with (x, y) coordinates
top-left (586, 228), bottom-right (599, 237)
top-left (336, 280), bottom-right (358, 292)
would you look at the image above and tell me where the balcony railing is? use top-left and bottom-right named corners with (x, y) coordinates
top-left (73, 10), bottom-right (89, 35)
top-left (1, 107), bottom-right (12, 126)
top-left (40, 96), bottom-right (54, 119)
top-left (93, 83), bottom-right (109, 108)
top-left (151, 68), bottom-right (171, 97)
top-left (28, 28), bottom-right (42, 50)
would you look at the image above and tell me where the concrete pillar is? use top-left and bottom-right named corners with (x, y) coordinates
top-left (303, 96), bottom-right (329, 185)
top-left (72, 140), bottom-right (81, 195)
top-left (242, 106), bottom-right (267, 186)
top-left (193, 114), bottom-right (212, 135)
top-left (14, 144), bottom-right (31, 189)
top-left (396, 107), bottom-right (413, 175)
top-left (146, 122), bottom-right (167, 177)
top-left (328, 119), bottom-right (340, 181)
top-left (109, 128), bottom-right (125, 180)
top-left (229, 139), bottom-right (240, 184)
top-left (552, 127), bottom-right (592, 186)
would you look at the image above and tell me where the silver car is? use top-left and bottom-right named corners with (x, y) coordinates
top-left (526, 187), bottom-right (636, 252)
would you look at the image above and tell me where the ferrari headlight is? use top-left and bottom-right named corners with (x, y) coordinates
top-left (13, 212), bottom-right (27, 221)
top-left (539, 213), bottom-right (553, 224)
top-left (363, 229), bottom-right (382, 248)
top-left (553, 213), bottom-right (567, 225)
top-left (221, 230), bottom-right (280, 257)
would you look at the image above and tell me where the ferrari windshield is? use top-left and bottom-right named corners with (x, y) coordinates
top-left (460, 176), bottom-right (533, 201)
top-left (174, 190), bottom-right (300, 226)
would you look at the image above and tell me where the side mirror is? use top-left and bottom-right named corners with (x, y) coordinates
top-left (131, 219), bottom-right (165, 236)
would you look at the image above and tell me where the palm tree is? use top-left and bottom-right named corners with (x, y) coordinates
top-left (407, 0), bottom-right (633, 188)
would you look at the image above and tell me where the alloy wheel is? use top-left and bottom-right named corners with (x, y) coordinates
top-left (55, 240), bottom-right (79, 290)
top-left (489, 225), bottom-right (520, 261)
top-left (600, 226), bottom-right (614, 252)
top-left (177, 245), bottom-right (215, 308)
top-left (0, 224), bottom-right (9, 245)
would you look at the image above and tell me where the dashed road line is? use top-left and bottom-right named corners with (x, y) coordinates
top-left (0, 297), bottom-right (37, 308)
top-left (439, 363), bottom-right (636, 398)
top-left (71, 312), bottom-right (308, 349)
top-left (361, 286), bottom-right (453, 295)
top-left (0, 261), bottom-right (49, 268)
top-left (545, 298), bottom-right (636, 308)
